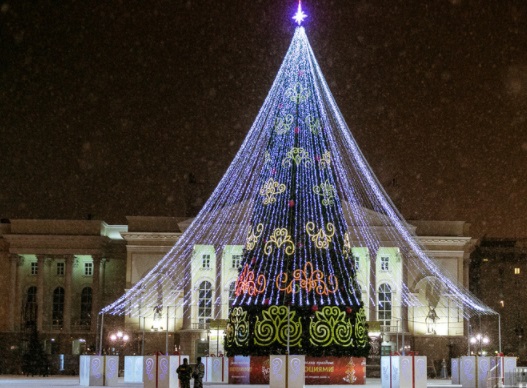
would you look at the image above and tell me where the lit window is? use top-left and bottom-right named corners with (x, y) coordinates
top-left (354, 256), bottom-right (360, 271)
top-left (378, 283), bottom-right (392, 326)
top-left (228, 282), bottom-right (237, 307)
top-left (56, 262), bottom-right (65, 276)
top-left (84, 262), bottom-right (93, 276)
top-left (515, 268), bottom-right (521, 275)
top-left (198, 281), bottom-right (212, 325)
top-left (202, 254), bottom-right (211, 269)
top-left (499, 300), bottom-right (505, 308)
top-left (30, 262), bottom-right (38, 276)
top-left (232, 255), bottom-right (242, 269)
top-left (381, 256), bottom-right (389, 271)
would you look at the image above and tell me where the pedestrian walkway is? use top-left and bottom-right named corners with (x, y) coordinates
top-left (0, 375), bottom-right (459, 388)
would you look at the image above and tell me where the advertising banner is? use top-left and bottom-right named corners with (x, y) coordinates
top-left (228, 356), bottom-right (366, 385)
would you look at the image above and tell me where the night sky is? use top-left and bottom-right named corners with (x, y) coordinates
top-left (1, 1), bottom-right (526, 238)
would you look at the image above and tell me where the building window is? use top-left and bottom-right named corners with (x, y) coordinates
top-left (515, 268), bottom-right (521, 275)
top-left (52, 287), bottom-right (65, 327)
top-left (31, 262), bottom-right (38, 276)
top-left (84, 262), bottom-right (93, 276)
top-left (56, 262), bottom-right (65, 276)
top-left (232, 255), bottom-right (242, 269)
top-left (380, 256), bottom-right (389, 271)
top-left (202, 254), bottom-right (211, 269)
top-left (80, 287), bottom-right (92, 326)
top-left (198, 281), bottom-right (212, 325)
top-left (378, 283), bottom-right (392, 327)
top-left (23, 286), bottom-right (37, 328)
top-left (353, 256), bottom-right (360, 271)
top-left (229, 282), bottom-right (237, 307)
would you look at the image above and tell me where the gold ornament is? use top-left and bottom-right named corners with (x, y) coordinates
top-left (306, 221), bottom-right (335, 249)
top-left (260, 178), bottom-right (286, 205)
top-left (246, 223), bottom-right (264, 251)
top-left (264, 227), bottom-right (295, 255)
top-left (304, 114), bottom-right (321, 134)
top-left (274, 114), bottom-right (294, 135)
top-left (318, 150), bottom-right (331, 169)
top-left (285, 82), bottom-right (310, 104)
top-left (313, 180), bottom-right (337, 206)
top-left (282, 147), bottom-right (313, 168)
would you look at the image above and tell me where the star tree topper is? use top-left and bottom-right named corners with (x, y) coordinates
top-left (293, 0), bottom-right (307, 25)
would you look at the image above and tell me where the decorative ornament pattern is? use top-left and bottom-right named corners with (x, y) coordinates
top-left (235, 264), bottom-right (267, 296)
top-left (226, 307), bottom-right (250, 347)
top-left (264, 227), bottom-right (296, 255)
top-left (313, 180), bottom-right (337, 206)
top-left (304, 114), bottom-right (321, 134)
top-left (286, 82), bottom-right (310, 104)
top-left (276, 261), bottom-right (339, 295)
top-left (246, 223), bottom-right (264, 251)
top-left (255, 306), bottom-right (302, 347)
top-left (309, 306), bottom-right (353, 347)
top-left (282, 147), bottom-right (313, 168)
top-left (306, 222), bottom-right (335, 249)
top-left (354, 307), bottom-right (368, 347)
top-left (318, 150), bottom-right (331, 169)
top-left (274, 114), bottom-right (294, 135)
top-left (260, 178), bottom-right (286, 205)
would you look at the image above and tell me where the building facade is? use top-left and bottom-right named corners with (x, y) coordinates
top-left (0, 216), bottom-right (479, 374)
top-left (470, 237), bottom-right (527, 360)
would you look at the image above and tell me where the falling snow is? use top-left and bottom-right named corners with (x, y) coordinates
top-left (0, 1), bottom-right (526, 238)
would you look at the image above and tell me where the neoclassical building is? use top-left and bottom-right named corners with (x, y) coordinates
top-left (0, 216), bottom-right (476, 374)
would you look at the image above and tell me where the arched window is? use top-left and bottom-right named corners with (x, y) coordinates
top-left (378, 283), bottom-right (392, 327)
top-left (24, 286), bottom-right (38, 328)
top-left (80, 287), bottom-right (92, 326)
top-left (198, 281), bottom-right (212, 326)
top-left (228, 282), bottom-right (237, 307)
top-left (52, 287), bottom-right (65, 327)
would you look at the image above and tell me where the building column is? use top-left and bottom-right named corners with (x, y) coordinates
top-left (63, 254), bottom-right (74, 333)
top-left (8, 254), bottom-right (19, 331)
top-left (214, 246), bottom-right (224, 319)
top-left (36, 254), bottom-right (46, 332)
top-left (91, 255), bottom-right (102, 331)
top-left (369, 247), bottom-right (377, 322)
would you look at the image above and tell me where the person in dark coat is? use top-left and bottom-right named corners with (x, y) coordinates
top-left (176, 358), bottom-right (192, 388)
top-left (193, 356), bottom-right (205, 388)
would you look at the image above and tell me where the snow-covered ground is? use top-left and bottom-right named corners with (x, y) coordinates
top-left (0, 376), bottom-right (460, 388)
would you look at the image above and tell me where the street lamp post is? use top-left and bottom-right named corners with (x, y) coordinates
top-left (470, 333), bottom-right (489, 356)
top-left (109, 330), bottom-right (130, 355)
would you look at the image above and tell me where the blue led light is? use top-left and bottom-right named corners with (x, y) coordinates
top-left (101, 24), bottom-right (495, 322)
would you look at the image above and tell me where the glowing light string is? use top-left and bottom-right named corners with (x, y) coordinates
top-left (100, 25), bottom-right (496, 322)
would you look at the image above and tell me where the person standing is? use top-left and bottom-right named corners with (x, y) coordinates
top-left (176, 358), bottom-right (192, 388)
top-left (193, 356), bottom-right (205, 388)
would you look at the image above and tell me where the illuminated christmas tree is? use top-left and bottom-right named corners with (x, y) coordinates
top-left (102, 2), bottom-right (495, 355)
top-left (224, 3), bottom-right (369, 357)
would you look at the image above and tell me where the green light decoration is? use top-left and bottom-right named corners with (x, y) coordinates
top-left (225, 307), bottom-right (250, 348)
top-left (354, 307), bottom-right (368, 347)
top-left (309, 306), bottom-right (353, 347)
top-left (255, 306), bottom-right (302, 347)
